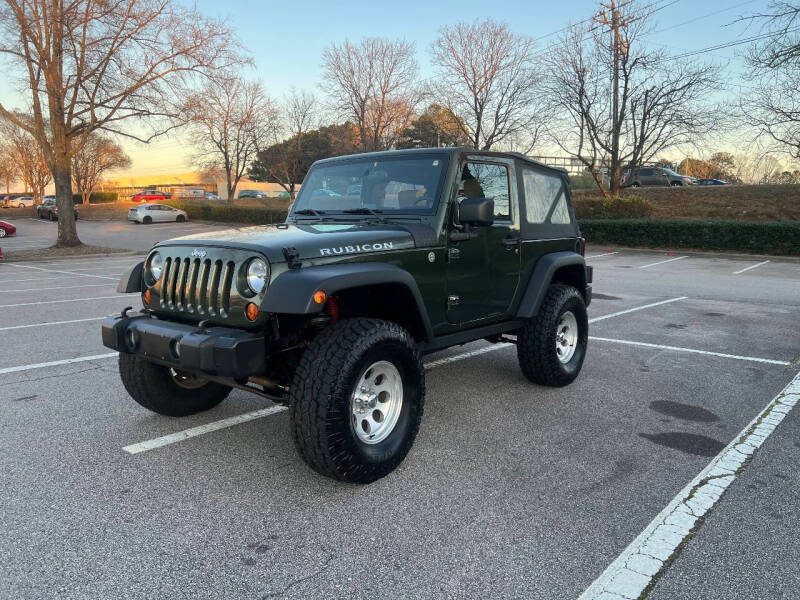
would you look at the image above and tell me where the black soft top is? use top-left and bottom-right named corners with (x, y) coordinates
top-left (314, 147), bottom-right (567, 177)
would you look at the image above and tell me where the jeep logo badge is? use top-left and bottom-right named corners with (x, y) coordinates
top-left (191, 248), bottom-right (207, 259)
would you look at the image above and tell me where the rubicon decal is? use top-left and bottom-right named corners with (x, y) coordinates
top-left (319, 242), bottom-right (394, 256)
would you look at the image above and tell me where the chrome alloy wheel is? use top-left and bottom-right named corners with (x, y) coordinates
top-left (351, 360), bottom-right (403, 445)
top-left (555, 310), bottom-right (579, 364)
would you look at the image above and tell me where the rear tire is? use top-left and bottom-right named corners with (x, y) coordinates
top-left (517, 284), bottom-right (588, 387)
top-left (631, 182), bottom-right (641, 187)
top-left (671, 181), bottom-right (682, 186)
top-left (118, 353), bottom-right (231, 417)
top-left (290, 318), bottom-right (425, 483)
top-left (0, 229), bottom-right (6, 238)
top-left (143, 216), bottom-right (152, 224)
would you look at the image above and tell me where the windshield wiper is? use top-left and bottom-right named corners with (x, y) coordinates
top-left (292, 208), bottom-right (326, 221)
top-left (343, 208), bottom-right (386, 222)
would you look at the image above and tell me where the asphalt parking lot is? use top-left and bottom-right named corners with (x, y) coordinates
top-left (0, 215), bottom-right (232, 253)
top-left (2, 236), bottom-right (799, 599)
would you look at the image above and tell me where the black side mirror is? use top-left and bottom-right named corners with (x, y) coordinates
top-left (459, 197), bottom-right (494, 226)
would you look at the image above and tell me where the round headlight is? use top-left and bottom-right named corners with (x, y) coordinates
top-left (148, 251), bottom-right (163, 281)
top-left (246, 258), bottom-right (268, 294)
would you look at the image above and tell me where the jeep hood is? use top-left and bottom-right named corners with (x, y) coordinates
top-left (155, 221), bottom-right (434, 263)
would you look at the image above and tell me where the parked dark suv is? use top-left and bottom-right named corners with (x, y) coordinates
top-left (37, 197), bottom-right (79, 221)
top-left (103, 147), bottom-right (592, 483)
top-left (624, 167), bottom-right (693, 187)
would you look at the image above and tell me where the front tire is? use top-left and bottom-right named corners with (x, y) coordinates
top-left (118, 353), bottom-right (231, 417)
top-left (517, 284), bottom-right (588, 387)
top-left (290, 318), bottom-right (425, 483)
top-left (176, 214), bottom-right (186, 223)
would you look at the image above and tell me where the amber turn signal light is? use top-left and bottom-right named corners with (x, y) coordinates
top-left (313, 290), bottom-right (327, 305)
top-left (245, 302), bottom-right (259, 321)
top-left (143, 289), bottom-right (151, 304)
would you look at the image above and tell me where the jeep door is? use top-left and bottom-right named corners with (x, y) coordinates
top-left (445, 157), bottom-right (521, 325)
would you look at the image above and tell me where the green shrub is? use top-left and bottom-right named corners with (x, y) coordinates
top-left (579, 219), bottom-right (800, 255)
top-left (573, 196), bottom-right (653, 219)
top-left (163, 200), bottom-right (288, 225)
top-left (72, 192), bottom-right (118, 204)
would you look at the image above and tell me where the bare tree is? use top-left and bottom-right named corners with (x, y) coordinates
top-left (431, 19), bottom-right (545, 151)
top-left (543, 2), bottom-right (719, 195)
top-left (185, 77), bottom-right (278, 202)
top-left (322, 38), bottom-right (419, 152)
top-left (1, 118), bottom-right (51, 201)
top-left (742, 2), bottom-right (800, 158)
top-left (0, 143), bottom-right (16, 194)
top-left (72, 134), bottom-right (131, 205)
top-left (285, 87), bottom-right (319, 137)
top-left (0, 0), bottom-right (242, 246)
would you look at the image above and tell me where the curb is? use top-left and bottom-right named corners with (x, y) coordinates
top-left (0, 250), bottom-right (141, 263)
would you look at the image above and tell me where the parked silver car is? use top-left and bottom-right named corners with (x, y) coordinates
top-left (128, 204), bottom-right (188, 224)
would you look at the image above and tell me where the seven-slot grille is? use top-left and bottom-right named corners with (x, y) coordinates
top-left (158, 256), bottom-right (235, 318)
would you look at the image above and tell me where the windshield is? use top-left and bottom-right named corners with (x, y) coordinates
top-left (291, 154), bottom-right (449, 216)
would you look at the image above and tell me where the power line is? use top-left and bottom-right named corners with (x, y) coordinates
top-left (651, 0), bottom-right (758, 34)
top-left (666, 25), bottom-right (800, 60)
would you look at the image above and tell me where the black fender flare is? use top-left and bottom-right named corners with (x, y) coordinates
top-left (261, 262), bottom-right (434, 341)
top-left (117, 261), bottom-right (144, 293)
top-left (516, 251), bottom-right (588, 319)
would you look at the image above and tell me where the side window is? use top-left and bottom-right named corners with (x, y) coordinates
top-left (459, 162), bottom-right (511, 221)
top-left (640, 168), bottom-right (653, 176)
top-left (521, 167), bottom-right (571, 225)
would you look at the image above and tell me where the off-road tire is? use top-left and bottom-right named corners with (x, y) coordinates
top-left (142, 216), bottom-right (152, 224)
top-left (517, 284), bottom-right (588, 387)
top-left (290, 318), bottom-right (425, 483)
top-left (118, 353), bottom-right (231, 417)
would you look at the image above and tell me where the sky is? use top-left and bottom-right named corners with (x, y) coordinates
top-left (0, 0), bottom-right (771, 182)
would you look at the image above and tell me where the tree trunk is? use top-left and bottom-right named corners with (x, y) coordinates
top-left (53, 163), bottom-right (81, 247)
top-left (82, 189), bottom-right (91, 205)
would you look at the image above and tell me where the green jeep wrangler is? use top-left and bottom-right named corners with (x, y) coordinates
top-left (102, 148), bottom-right (592, 483)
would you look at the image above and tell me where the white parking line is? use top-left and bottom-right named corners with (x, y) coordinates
top-left (0, 282), bottom-right (115, 293)
top-left (0, 317), bottom-right (107, 331)
top-left (590, 336), bottom-right (791, 366)
top-left (586, 252), bottom-right (619, 259)
top-left (579, 371), bottom-right (800, 600)
top-left (639, 256), bottom-right (688, 269)
top-left (0, 263), bottom-right (118, 280)
top-left (122, 406), bottom-right (289, 454)
top-left (120, 344), bottom-right (520, 455)
top-left (733, 260), bottom-right (770, 275)
top-left (589, 297), bottom-right (687, 323)
top-left (0, 352), bottom-right (116, 375)
top-left (0, 294), bottom-right (136, 308)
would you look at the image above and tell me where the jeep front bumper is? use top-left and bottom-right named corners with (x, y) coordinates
top-left (101, 312), bottom-right (266, 379)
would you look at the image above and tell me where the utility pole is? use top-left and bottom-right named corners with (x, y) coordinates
top-left (594, 0), bottom-right (636, 194)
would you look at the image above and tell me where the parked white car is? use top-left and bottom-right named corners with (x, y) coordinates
top-left (128, 204), bottom-right (188, 224)
top-left (13, 196), bottom-right (36, 208)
